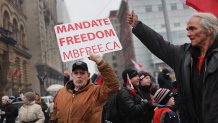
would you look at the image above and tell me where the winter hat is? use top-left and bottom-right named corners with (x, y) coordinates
top-left (122, 69), bottom-right (138, 82)
top-left (154, 88), bottom-right (173, 105)
top-left (162, 68), bottom-right (170, 74)
top-left (72, 61), bottom-right (88, 71)
top-left (24, 92), bottom-right (36, 102)
top-left (2, 96), bottom-right (9, 101)
top-left (138, 71), bottom-right (151, 80)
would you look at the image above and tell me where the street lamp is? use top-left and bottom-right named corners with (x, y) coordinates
top-left (161, 0), bottom-right (172, 43)
top-left (43, 47), bottom-right (59, 88)
top-left (39, 47), bottom-right (65, 95)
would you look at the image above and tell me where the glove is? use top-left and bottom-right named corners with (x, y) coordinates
top-left (88, 52), bottom-right (102, 64)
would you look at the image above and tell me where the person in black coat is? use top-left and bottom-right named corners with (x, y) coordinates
top-left (138, 71), bottom-right (155, 123)
top-left (117, 69), bottom-right (154, 123)
top-left (64, 69), bottom-right (70, 85)
top-left (157, 68), bottom-right (173, 91)
top-left (127, 11), bottom-right (218, 123)
top-left (35, 93), bottom-right (49, 123)
top-left (0, 96), bottom-right (18, 123)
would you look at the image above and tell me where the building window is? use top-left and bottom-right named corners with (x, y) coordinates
top-left (113, 63), bottom-right (117, 68)
top-left (112, 55), bottom-right (116, 60)
top-left (12, 19), bottom-right (18, 41)
top-left (171, 3), bottom-right (177, 10)
top-left (145, 6), bottom-right (152, 12)
top-left (158, 5), bottom-right (163, 11)
top-left (3, 11), bottom-right (10, 30)
top-left (161, 24), bottom-right (166, 28)
top-left (174, 22), bottom-right (180, 27)
top-left (20, 25), bottom-right (25, 46)
top-left (13, 0), bottom-right (22, 10)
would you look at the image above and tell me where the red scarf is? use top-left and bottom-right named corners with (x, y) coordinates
top-left (198, 55), bottom-right (205, 72)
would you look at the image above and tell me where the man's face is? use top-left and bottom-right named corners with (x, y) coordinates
top-left (1, 98), bottom-right (8, 105)
top-left (72, 68), bottom-right (90, 90)
top-left (166, 96), bottom-right (175, 106)
top-left (186, 16), bottom-right (208, 48)
top-left (130, 75), bottom-right (140, 86)
top-left (23, 96), bottom-right (29, 104)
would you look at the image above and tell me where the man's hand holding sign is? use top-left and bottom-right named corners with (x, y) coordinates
top-left (54, 18), bottom-right (122, 62)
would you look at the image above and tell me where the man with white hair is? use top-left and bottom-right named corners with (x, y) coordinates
top-left (127, 12), bottom-right (218, 123)
top-left (0, 96), bottom-right (18, 123)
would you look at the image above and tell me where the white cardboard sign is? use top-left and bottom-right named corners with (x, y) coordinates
top-left (54, 18), bottom-right (122, 62)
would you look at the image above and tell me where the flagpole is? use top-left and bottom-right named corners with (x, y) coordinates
top-left (161, 0), bottom-right (173, 43)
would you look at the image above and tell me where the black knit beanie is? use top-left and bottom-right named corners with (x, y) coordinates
top-left (122, 69), bottom-right (138, 82)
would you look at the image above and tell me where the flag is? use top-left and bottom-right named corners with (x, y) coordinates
top-left (126, 74), bottom-right (136, 96)
top-left (131, 59), bottom-right (143, 71)
top-left (13, 68), bottom-right (21, 77)
top-left (96, 75), bottom-right (103, 85)
top-left (184, 0), bottom-right (218, 17)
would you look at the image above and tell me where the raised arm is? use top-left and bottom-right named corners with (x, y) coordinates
top-left (89, 54), bottom-right (119, 103)
top-left (127, 11), bottom-right (185, 69)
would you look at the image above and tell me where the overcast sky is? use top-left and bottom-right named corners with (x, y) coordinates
top-left (65, 0), bottom-right (122, 22)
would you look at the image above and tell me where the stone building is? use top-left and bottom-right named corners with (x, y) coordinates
top-left (0, 0), bottom-right (31, 97)
top-left (23, 0), bottom-right (63, 95)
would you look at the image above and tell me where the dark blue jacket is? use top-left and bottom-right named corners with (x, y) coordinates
top-left (0, 103), bottom-right (18, 123)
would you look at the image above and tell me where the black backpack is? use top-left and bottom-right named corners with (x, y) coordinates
top-left (164, 111), bottom-right (180, 123)
top-left (102, 91), bottom-right (121, 123)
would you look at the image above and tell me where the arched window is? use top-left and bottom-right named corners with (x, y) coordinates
top-left (12, 19), bottom-right (18, 41)
top-left (3, 11), bottom-right (10, 30)
top-left (20, 25), bottom-right (25, 46)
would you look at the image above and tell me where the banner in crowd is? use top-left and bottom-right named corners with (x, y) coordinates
top-left (54, 18), bottom-right (122, 62)
top-left (131, 59), bottom-right (143, 71)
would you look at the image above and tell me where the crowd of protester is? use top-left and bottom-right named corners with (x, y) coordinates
top-left (1, 11), bottom-right (218, 123)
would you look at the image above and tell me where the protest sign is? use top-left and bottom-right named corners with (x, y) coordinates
top-left (54, 18), bottom-right (122, 62)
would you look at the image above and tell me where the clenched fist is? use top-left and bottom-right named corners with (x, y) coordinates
top-left (127, 10), bottom-right (139, 28)
top-left (88, 52), bottom-right (102, 64)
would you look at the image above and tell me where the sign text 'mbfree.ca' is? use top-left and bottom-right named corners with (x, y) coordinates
top-left (63, 41), bottom-right (121, 61)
